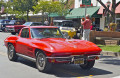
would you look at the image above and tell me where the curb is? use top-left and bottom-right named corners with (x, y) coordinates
top-left (101, 51), bottom-right (120, 57)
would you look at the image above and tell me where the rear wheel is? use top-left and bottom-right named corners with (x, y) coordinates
top-left (8, 44), bottom-right (18, 61)
top-left (80, 60), bottom-right (95, 70)
top-left (11, 32), bottom-right (16, 35)
top-left (36, 51), bottom-right (52, 72)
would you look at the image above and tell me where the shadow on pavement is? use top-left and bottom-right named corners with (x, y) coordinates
top-left (15, 57), bottom-right (112, 77)
top-left (99, 56), bottom-right (120, 65)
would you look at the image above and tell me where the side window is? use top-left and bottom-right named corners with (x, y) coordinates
top-left (20, 28), bottom-right (29, 38)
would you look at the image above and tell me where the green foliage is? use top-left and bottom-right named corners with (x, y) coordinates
top-left (33, 0), bottom-right (73, 16)
top-left (97, 45), bottom-right (120, 52)
top-left (0, 0), bottom-right (5, 7)
top-left (4, 0), bottom-right (38, 21)
top-left (58, 0), bottom-right (74, 16)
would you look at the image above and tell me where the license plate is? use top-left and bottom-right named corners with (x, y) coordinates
top-left (74, 59), bottom-right (84, 64)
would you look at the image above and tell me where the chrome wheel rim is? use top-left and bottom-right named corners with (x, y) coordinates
top-left (37, 53), bottom-right (46, 68)
top-left (8, 45), bottom-right (14, 59)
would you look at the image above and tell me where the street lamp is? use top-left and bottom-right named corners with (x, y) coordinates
top-left (106, 0), bottom-right (111, 26)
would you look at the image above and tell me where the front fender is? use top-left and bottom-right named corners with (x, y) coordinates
top-left (32, 42), bottom-right (54, 51)
top-left (4, 36), bottom-right (18, 48)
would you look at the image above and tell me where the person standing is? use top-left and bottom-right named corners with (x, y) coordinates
top-left (44, 19), bottom-right (49, 26)
top-left (81, 15), bottom-right (92, 41)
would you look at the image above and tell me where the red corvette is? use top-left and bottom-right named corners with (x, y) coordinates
top-left (4, 26), bottom-right (101, 72)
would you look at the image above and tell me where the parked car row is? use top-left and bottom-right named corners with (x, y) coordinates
top-left (0, 19), bottom-right (44, 35)
top-left (0, 19), bottom-right (25, 31)
top-left (0, 19), bottom-right (81, 39)
top-left (6, 22), bottom-right (43, 35)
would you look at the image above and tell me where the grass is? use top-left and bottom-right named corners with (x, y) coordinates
top-left (97, 45), bottom-right (120, 52)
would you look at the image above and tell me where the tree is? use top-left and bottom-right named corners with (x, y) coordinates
top-left (33, 0), bottom-right (61, 23)
top-left (58, 0), bottom-right (73, 16)
top-left (33, 0), bottom-right (73, 23)
top-left (6, 0), bottom-right (38, 21)
top-left (97, 0), bottom-right (120, 23)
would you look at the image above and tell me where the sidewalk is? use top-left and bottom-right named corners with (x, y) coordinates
top-left (101, 51), bottom-right (120, 57)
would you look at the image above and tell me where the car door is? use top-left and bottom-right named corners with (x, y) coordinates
top-left (16, 28), bottom-right (31, 55)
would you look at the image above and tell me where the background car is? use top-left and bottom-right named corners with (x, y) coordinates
top-left (0, 19), bottom-right (10, 31)
top-left (53, 20), bottom-right (76, 38)
top-left (1, 20), bottom-right (24, 32)
top-left (6, 22), bottom-right (43, 35)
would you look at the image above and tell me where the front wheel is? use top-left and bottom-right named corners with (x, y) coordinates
top-left (80, 60), bottom-right (95, 70)
top-left (36, 52), bottom-right (52, 72)
top-left (8, 44), bottom-right (18, 61)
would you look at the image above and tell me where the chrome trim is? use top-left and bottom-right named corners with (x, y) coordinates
top-left (46, 55), bottom-right (100, 59)
top-left (46, 56), bottom-right (73, 59)
top-left (46, 55), bottom-right (100, 62)
top-left (16, 53), bottom-right (36, 62)
top-left (88, 55), bottom-right (100, 56)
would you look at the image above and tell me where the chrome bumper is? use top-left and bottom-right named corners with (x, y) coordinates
top-left (46, 55), bottom-right (100, 62)
top-left (7, 28), bottom-right (15, 32)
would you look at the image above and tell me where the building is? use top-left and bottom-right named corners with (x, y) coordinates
top-left (65, 0), bottom-right (102, 30)
top-left (98, 3), bottom-right (120, 31)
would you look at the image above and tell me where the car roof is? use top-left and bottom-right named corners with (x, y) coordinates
top-left (24, 26), bottom-right (58, 29)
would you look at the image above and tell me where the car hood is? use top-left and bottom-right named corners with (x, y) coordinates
top-left (34, 38), bottom-right (101, 55)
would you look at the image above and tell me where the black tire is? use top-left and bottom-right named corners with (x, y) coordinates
top-left (36, 51), bottom-right (52, 72)
top-left (11, 32), bottom-right (16, 35)
top-left (80, 60), bottom-right (95, 70)
top-left (8, 44), bottom-right (18, 61)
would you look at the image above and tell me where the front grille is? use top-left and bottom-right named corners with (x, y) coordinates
top-left (56, 58), bottom-right (72, 62)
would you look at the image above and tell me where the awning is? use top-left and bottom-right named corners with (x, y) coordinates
top-left (98, 4), bottom-right (120, 14)
top-left (48, 13), bottom-right (60, 17)
top-left (66, 6), bottom-right (101, 19)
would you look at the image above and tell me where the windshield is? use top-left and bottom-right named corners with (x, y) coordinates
top-left (54, 21), bottom-right (74, 27)
top-left (9, 20), bottom-right (16, 24)
top-left (63, 21), bottom-right (74, 27)
top-left (23, 22), bottom-right (32, 26)
top-left (31, 28), bottom-right (64, 39)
